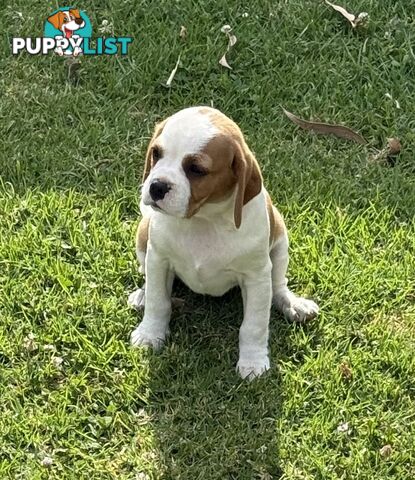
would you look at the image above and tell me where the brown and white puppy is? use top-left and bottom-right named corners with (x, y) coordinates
top-left (47, 9), bottom-right (85, 56)
top-left (128, 106), bottom-right (319, 379)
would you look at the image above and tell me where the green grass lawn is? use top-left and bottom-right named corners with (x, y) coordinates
top-left (1, 0), bottom-right (415, 478)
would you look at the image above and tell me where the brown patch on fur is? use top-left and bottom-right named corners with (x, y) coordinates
top-left (190, 107), bottom-right (263, 228)
top-left (265, 191), bottom-right (286, 246)
top-left (184, 134), bottom-right (237, 218)
top-left (142, 118), bottom-right (168, 183)
top-left (136, 216), bottom-right (150, 254)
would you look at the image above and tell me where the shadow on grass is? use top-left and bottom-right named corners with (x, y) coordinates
top-left (134, 282), bottom-right (312, 479)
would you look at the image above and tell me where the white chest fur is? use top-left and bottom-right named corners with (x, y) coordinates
top-left (142, 189), bottom-right (271, 296)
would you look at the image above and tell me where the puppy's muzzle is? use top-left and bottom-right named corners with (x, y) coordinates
top-left (149, 179), bottom-right (171, 202)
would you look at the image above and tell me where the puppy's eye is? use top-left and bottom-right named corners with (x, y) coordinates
top-left (62, 18), bottom-right (68, 23)
top-left (152, 147), bottom-right (161, 163)
top-left (188, 163), bottom-right (208, 177)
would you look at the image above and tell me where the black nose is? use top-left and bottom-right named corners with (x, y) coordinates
top-left (75, 17), bottom-right (84, 25)
top-left (149, 180), bottom-right (170, 202)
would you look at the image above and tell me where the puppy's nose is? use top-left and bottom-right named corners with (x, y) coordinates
top-left (149, 180), bottom-right (170, 201)
top-left (75, 17), bottom-right (84, 25)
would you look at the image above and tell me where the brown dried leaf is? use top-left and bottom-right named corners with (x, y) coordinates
top-left (219, 54), bottom-right (232, 69)
top-left (369, 137), bottom-right (401, 164)
top-left (339, 361), bottom-right (353, 380)
top-left (40, 456), bottom-right (53, 468)
top-left (282, 108), bottom-right (367, 144)
top-left (179, 25), bottom-right (187, 40)
top-left (325, 1), bottom-right (368, 28)
top-left (228, 34), bottom-right (237, 47)
top-left (219, 25), bottom-right (237, 70)
top-left (325, 0), bottom-right (356, 25)
top-left (23, 333), bottom-right (37, 352)
top-left (387, 137), bottom-right (401, 155)
top-left (337, 421), bottom-right (350, 433)
top-left (379, 444), bottom-right (393, 458)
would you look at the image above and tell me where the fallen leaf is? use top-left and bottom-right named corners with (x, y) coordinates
top-left (219, 25), bottom-right (237, 69)
top-left (43, 344), bottom-right (56, 351)
top-left (355, 12), bottom-right (369, 27)
top-left (179, 25), bottom-right (187, 40)
top-left (52, 356), bottom-right (64, 369)
top-left (282, 108), bottom-right (367, 144)
top-left (325, 1), bottom-right (369, 28)
top-left (136, 473), bottom-right (150, 480)
top-left (379, 444), bottom-right (393, 458)
top-left (337, 421), bottom-right (350, 433)
top-left (23, 333), bottom-right (37, 352)
top-left (387, 137), bottom-right (401, 155)
top-left (40, 456), bottom-right (53, 468)
top-left (219, 54), bottom-right (232, 69)
top-left (166, 53), bottom-right (181, 87)
top-left (113, 367), bottom-right (125, 382)
top-left (339, 361), bottom-right (353, 380)
top-left (325, 1), bottom-right (356, 24)
top-left (220, 24), bottom-right (231, 34)
top-left (369, 137), bottom-right (401, 164)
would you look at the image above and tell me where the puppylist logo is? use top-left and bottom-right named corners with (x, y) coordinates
top-left (12, 7), bottom-right (132, 56)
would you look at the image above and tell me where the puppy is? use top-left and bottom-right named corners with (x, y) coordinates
top-left (129, 106), bottom-right (319, 379)
top-left (47, 9), bottom-right (85, 56)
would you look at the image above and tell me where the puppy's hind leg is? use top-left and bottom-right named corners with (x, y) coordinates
top-left (271, 232), bottom-right (319, 322)
top-left (128, 217), bottom-right (150, 310)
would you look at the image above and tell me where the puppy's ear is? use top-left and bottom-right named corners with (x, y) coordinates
top-left (69, 8), bottom-right (81, 17)
top-left (232, 140), bottom-right (262, 229)
top-left (48, 11), bottom-right (65, 30)
top-left (142, 119), bottom-right (168, 183)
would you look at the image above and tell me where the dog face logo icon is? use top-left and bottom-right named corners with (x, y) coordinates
top-left (12, 7), bottom-right (132, 56)
top-left (44, 7), bottom-right (92, 56)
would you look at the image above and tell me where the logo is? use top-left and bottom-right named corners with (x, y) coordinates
top-left (12, 6), bottom-right (132, 56)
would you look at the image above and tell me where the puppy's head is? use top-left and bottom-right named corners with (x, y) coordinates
top-left (48, 9), bottom-right (85, 35)
top-left (141, 107), bottom-right (262, 228)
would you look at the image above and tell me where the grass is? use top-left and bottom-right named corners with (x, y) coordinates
top-left (1, 0), bottom-right (415, 478)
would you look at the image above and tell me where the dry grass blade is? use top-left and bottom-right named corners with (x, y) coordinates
top-left (166, 53), bottom-right (181, 87)
top-left (179, 25), bottom-right (187, 40)
top-left (282, 108), bottom-right (367, 144)
top-left (219, 25), bottom-right (237, 70)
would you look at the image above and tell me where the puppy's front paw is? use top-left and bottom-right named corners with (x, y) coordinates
top-left (283, 297), bottom-right (319, 323)
top-left (128, 287), bottom-right (145, 310)
top-left (130, 323), bottom-right (168, 351)
top-left (274, 291), bottom-right (319, 323)
top-left (236, 355), bottom-right (270, 380)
